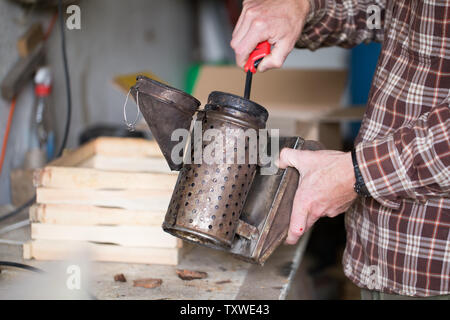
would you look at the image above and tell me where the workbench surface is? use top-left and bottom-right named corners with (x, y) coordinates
top-left (0, 207), bottom-right (311, 300)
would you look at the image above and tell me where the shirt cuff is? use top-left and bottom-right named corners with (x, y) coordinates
top-left (297, 0), bottom-right (328, 50)
top-left (306, 0), bottom-right (327, 23)
top-left (355, 138), bottom-right (404, 210)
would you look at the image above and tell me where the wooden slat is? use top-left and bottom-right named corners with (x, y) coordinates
top-left (48, 137), bottom-right (167, 168)
top-left (24, 240), bottom-right (179, 265)
top-left (78, 155), bottom-right (173, 173)
top-left (48, 139), bottom-right (97, 167)
top-left (94, 137), bottom-right (164, 158)
top-left (30, 204), bottom-right (166, 226)
top-left (34, 166), bottom-right (177, 190)
top-left (31, 223), bottom-right (179, 248)
top-left (36, 188), bottom-right (172, 211)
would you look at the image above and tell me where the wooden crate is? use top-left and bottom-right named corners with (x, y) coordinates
top-left (23, 137), bottom-right (182, 265)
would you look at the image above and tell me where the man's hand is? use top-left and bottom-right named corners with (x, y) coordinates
top-left (278, 149), bottom-right (358, 244)
top-left (231, 0), bottom-right (310, 72)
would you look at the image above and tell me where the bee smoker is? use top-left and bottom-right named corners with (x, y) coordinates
top-left (131, 76), bottom-right (321, 265)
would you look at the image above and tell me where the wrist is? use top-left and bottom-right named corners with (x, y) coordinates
top-left (344, 151), bottom-right (356, 192)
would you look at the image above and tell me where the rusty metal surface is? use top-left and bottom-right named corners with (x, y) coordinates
top-left (229, 137), bottom-right (303, 264)
top-left (163, 92), bottom-right (267, 249)
top-left (130, 76), bottom-right (200, 171)
top-left (206, 91), bottom-right (268, 126)
top-left (235, 220), bottom-right (259, 240)
top-left (133, 77), bottom-right (323, 265)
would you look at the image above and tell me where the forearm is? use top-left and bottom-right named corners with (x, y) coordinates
top-left (356, 103), bottom-right (450, 209)
top-left (297, 0), bottom-right (386, 50)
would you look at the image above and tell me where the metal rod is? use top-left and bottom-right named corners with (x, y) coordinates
top-left (244, 71), bottom-right (252, 99)
top-left (244, 58), bottom-right (263, 100)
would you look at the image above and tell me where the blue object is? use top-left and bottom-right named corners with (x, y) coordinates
top-left (46, 132), bottom-right (55, 161)
top-left (349, 42), bottom-right (382, 140)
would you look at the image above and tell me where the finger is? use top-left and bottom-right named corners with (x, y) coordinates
top-left (232, 1), bottom-right (260, 39)
top-left (257, 38), bottom-right (293, 72)
top-left (285, 187), bottom-right (308, 244)
top-left (232, 3), bottom-right (248, 37)
top-left (231, 5), bottom-right (249, 42)
top-left (235, 32), bottom-right (268, 69)
top-left (233, 22), bottom-right (269, 68)
top-left (230, 10), bottom-right (257, 65)
top-left (305, 211), bottom-right (320, 231)
top-left (277, 148), bottom-right (301, 169)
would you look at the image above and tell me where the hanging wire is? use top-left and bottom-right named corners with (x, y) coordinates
top-left (123, 89), bottom-right (140, 132)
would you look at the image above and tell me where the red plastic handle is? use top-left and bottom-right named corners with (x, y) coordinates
top-left (244, 41), bottom-right (271, 73)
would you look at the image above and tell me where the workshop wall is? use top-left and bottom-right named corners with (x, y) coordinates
top-left (284, 47), bottom-right (348, 70)
top-left (0, 0), bottom-right (195, 204)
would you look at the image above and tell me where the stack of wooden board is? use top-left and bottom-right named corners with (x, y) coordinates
top-left (23, 137), bottom-right (182, 265)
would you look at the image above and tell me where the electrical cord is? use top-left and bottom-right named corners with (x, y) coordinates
top-left (0, 7), bottom-right (95, 300)
top-left (0, 261), bottom-right (97, 299)
top-left (0, 198), bottom-right (35, 223)
top-left (56, 0), bottom-right (72, 158)
top-left (0, 261), bottom-right (44, 273)
top-left (0, 0), bottom-right (72, 224)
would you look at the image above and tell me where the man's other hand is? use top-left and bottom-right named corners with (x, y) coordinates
top-left (277, 149), bottom-right (358, 245)
top-left (231, 0), bottom-right (310, 72)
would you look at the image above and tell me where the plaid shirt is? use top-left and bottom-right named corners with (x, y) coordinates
top-left (298, 0), bottom-right (449, 296)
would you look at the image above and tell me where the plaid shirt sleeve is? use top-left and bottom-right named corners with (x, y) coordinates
top-left (297, 0), bottom-right (386, 50)
top-left (297, 0), bottom-right (450, 296)
top-left (356, 103), bottom-right (450, 209)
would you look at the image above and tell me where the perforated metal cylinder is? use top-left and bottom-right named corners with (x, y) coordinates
top-left (163, 92), bottom-right (268, 249)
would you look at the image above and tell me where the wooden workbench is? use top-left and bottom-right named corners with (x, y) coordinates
top-left (90, 232), bottom-right (311, 300)
top-left (0, 207), bottom-right (311, 300)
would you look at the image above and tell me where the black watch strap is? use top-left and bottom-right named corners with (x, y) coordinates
top-left (351, 149), bottom-right (370, 197)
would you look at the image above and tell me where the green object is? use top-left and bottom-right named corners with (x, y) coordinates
top-left (185, 61), bottom-right (232, 95)
top-left (185, 63), bottom-right (201, 95)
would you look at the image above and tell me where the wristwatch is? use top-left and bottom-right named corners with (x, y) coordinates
top-left (351, 149), bottom-right (370, 197)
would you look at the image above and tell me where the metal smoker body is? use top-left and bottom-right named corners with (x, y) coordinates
top-left (131, 76), bottom-right (321, 265)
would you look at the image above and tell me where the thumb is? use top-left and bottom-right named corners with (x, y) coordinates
top-left (257, 39), bottom-right (292, 72)
top-left (277, 148), bottom-right (301, 169)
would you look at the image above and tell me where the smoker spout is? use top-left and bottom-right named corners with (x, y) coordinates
top-left (130, 76), bottom-right (200, 171)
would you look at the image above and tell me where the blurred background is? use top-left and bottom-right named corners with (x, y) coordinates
top-left (0, 0), bottom-right (381, 299)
